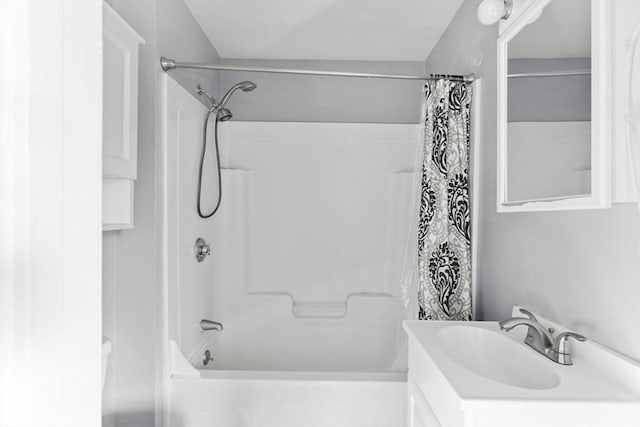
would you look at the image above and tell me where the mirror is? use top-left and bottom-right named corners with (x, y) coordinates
top-left (497, 0), bottom-right (610, 212)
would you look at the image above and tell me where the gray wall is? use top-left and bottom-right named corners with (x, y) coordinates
top-left (426, 0), bottom-right (640, 360)
top-left (218, 59), bottom-right (425, 123)
top-left (102, 1), bottom-right (220, 427)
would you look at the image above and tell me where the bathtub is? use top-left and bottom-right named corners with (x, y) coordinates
top-left (165, 293), bottom-right (408, 427)
top-left (167, 321), bottom-right (407, 427)
top-left (168, 368), bottom-right (406, 427)
top-left (165, 296), bottom-right (409, 427)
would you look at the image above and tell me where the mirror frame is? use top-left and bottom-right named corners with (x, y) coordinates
top-left (496, 0), bottom-right (611, 212)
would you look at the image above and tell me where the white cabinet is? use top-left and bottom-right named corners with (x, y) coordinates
top-left (496, 0), bottom-right (611, 212)
top-left (102, 178), bottom-right (135, 231)
top-left (408, 377), bottom-right (441, 427)
top-left (497, 0), bottom-right (640, 207)
top-left (102, 2), bottom-right (143, 230)
top-left (611, 0), bottom-right (640, 203)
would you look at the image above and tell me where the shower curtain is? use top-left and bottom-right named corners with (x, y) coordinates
top-left (401, 79), bottom-right (473, 321)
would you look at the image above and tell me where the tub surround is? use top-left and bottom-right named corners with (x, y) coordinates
top-left (164, 75), bottom-right (416, 367)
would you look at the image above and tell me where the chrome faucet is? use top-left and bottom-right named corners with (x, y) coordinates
top-left (499, 308), bottom-right (586, 365)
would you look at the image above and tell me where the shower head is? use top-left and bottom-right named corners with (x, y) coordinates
top-left (216, 107), bottom-right (232, 122)
top-left (239, 81), bottom-right (257, 91)
top-left (220, 81), bottom-right (257, 107)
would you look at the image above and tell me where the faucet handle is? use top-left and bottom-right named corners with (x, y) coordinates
top-left (551, 332), bottom-right (586, 365)
top-left (518, 308), bottom-right (538, 322)
top-left (552, 331), bottom-right (587, 354)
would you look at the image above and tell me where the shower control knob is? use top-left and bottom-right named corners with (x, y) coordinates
top-left (195, 237), bottom-right (212, 262)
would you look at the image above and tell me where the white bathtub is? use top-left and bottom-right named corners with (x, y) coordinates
top-left (167, 321), bottom-right (407, 427)
top-left (168, 369), bottom-right (406, 427)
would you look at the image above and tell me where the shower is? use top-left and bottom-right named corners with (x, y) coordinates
top-left (196, 81), bottom-right (256, 218)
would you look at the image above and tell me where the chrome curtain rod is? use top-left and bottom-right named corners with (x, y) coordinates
top-left (508, 70), bottom-right (591, 79)
top-left (160, 57), bottom-right (476, 83)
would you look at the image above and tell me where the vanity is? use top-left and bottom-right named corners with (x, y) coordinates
top-left (404, 309), bottom-right (640, 427)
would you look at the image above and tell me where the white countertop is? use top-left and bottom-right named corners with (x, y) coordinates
top-left (404, 320), bottom-right (640, 410)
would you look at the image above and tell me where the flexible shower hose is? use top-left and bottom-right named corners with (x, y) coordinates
top-left (197, 109), bottom-right (223, 218)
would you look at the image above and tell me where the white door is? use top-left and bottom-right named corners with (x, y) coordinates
top-left (0, 1), bottom-right (103, 426)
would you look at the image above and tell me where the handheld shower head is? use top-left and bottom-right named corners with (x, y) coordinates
top-left (235, 81), bottom-right (257, 92)
top-left (220, 81), bottom-right (257, 107)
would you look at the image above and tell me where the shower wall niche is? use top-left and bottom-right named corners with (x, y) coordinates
top-left (164, 75), bottom-right (418, 371)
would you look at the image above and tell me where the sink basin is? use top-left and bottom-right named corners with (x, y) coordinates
top-left (437, 325), bottom-right (560, 390)
top-left (404, 318), bottom-right (640, 427)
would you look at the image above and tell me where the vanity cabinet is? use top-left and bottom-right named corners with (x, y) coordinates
top-left (102, 2), bottom-right (144, 230)
top-left (406, 333), bottom-right (463, 427)
top-left (407, 377), bottom-right (441, 427)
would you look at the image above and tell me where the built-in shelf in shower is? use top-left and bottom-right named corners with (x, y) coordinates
top-left (293, 301), bottom-right (347, 318)
top-left (247, 291), bottom-right (395, 319)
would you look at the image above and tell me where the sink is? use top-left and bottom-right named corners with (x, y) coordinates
top-left (437, 325), bottom-right (560, 390)
top-left (404, 318), bottom-right (640, 427)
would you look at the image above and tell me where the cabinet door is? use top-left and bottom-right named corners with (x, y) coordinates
top-left (408, 377), bottom-right (442, 427)
top-left (611, 0), bottom-right (640, 202)
top-left (102, 3), bottom-right (143, 179)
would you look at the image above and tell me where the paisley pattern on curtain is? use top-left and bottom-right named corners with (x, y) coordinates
top-left (417, 80), bottom-right (473, 321)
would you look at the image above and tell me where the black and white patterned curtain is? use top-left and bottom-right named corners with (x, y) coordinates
top-left (417, 80), bottom-right (473, 321)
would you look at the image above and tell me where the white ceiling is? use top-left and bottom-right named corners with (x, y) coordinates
top-left (183, 0), bottom-right (463, 61)
top-left (508, 0), bottom-right (591, 59)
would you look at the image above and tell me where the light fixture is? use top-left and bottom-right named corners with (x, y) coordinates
top-left (477, 0), bottom-right (513, 25)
